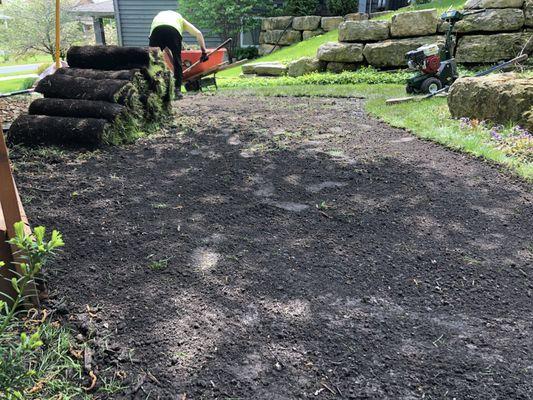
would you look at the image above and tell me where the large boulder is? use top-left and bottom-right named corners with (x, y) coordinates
top-left (242, 62), bottom-right (287, 76)
top-left (526, 0), bottom-right (533, 27)
top-left (317, 42), bottom-right (365, 62)
top-left (338, 20), bottom-right (390, 42)
top-left (262, 16), bottom-right (293, 31)
top-left (455, 9), bottom-right (525, 32)
top-left (293, 16), bottom-right (321, 31)
top-left (390, 9), bottom-right (438, 37)
top-left (464, 0), bottom-right (524, 7)
top-left (448, 74), bottom-right (533, 131)
top-left (303, 29), bottom-right (325, 40)
top-left (455, 33), bottom-right (527, 63)
top-left (321, 16), bottom-right (345, 31)
top-left (258, 44), bottom-right (281, 56)
top-left (363, 36), bottom-right (444, 67)
top-left (345, 13), bottom-right (369, 21)
top-left (287, 57), bottom-right (322, 77)
top-left (326, 62), bottom-right (359, 73)
top-left (263, 30), bottom-right (302, 45)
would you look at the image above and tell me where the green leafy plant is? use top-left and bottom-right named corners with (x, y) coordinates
top-left (0, 222), bottom-right (64, 337)
top-left (327, 0), bottom-right (358, 15)
top-left (0, 0), bottom-right (87, 60)
top-left (0, 222), bottom-right (64, 396)
top-left (234, 46), bottom-right (259, 61)
top-left (283, 0), bottom-right (320, 15)
top-left (180, 0), bottom-right (274, 59)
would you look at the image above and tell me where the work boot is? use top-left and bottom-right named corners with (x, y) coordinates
top-left (174, 89), bottom-right (184, 100)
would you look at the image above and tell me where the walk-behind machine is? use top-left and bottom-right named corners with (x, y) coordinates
top-left (386, 9), bottom-right (530, 104)
top-left (405, 9), bottom-right (485, 94)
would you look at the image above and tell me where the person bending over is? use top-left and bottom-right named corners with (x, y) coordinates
top-left (149, 10), bottom-right (209, 95)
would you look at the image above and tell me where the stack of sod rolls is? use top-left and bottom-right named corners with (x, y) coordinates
top-left (8, 46), bottom-right (175, 148)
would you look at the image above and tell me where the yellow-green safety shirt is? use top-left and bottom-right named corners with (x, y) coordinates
top-left (150, 11), bottom-right (184, 35)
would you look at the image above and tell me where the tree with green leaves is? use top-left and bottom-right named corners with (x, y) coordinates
top-left (283, 0), bottom-right (320, 16)
top-left (179, 0), bottom-right (274, 59)
top-left (0, 0), bottom-right (86, 60)
top-left (327, 0), bottom-right (359, 15)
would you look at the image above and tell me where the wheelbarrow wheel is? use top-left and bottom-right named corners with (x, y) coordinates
top-left (185, 80), bottom-right (201, 92)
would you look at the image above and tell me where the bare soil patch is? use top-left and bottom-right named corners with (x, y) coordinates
top-left (14, 93), bottom-right (533, 399)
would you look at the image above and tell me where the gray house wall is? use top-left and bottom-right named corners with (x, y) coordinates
top-left (112, 0), bottom-right (221, 47)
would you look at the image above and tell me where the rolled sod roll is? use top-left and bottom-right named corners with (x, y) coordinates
top-left (56, 68), bottom-right (141, 81)
top-left (67, 45), bottom-right (163, 70)
top-left (29, 98), bottom-right (127, 121)
top-left (35, 74), bottom-right (139, 107)
top-left (8, 115), bottom-right (109, 147)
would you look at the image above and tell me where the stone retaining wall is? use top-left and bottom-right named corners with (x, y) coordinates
top-left (259, 14), bottom-right (368, 55)
top-left (315, 2), bottom-right (532, 72)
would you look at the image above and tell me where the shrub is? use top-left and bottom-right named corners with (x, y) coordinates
top-left (284, 0), bottom-right (320, 16)
top-left (0, 223), bottom-right (64, 397)
top-left (234, 46), bottom-right (259, 61)
top-left (327, 0), bottom-right (359, 15)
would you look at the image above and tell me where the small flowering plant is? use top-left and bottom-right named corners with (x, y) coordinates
top-left (458, 118), bottom-right (533, 163)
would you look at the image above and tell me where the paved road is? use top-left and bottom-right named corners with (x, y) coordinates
top-left (0, 63), bottom-right (40, 75)
top-left (0, 73), bottom-right (37, 82)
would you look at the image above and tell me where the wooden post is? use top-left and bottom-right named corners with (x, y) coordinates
top-left (55, 0), bottom-right (61, 69)
top-left (0, 124), bottom-right (39, 307)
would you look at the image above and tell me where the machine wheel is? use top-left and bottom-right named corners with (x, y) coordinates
top-left (185, 80), bottom-right (201, 92)
top-left (421, 77), bottom-right (442, 94)
top-left (406, 84), bottom-right (416, 94)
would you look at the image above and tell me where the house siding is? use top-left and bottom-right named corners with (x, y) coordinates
top-left (113, 0), bottom-right (221, 47)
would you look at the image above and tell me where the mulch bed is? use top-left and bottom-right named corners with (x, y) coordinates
top-left (0, 94), bottom-right (33, 123)
top-left (13, 93), bottom-right (533, 399)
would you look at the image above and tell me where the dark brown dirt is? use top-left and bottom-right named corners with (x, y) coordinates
top-left (14, 94), bottom-right (533, 399)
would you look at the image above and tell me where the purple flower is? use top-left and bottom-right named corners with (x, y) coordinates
top-left (490, 129), bottom-right (502, 141)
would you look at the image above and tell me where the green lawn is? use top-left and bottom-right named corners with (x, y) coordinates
top-left (0, 77), bottom-right (36, 93)
top-left (373, 0), bottom-right (466, 20)
top-left (219, 29), bottom-right (339, 78)
top-left (222, 83), bottom-right (533, 181)
top-left (0, 53), bottom-right (51, 68)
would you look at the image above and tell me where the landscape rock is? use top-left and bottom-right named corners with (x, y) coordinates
top-left (345, 13), bottom-right (369, 21)
top-left (390, 9), bottom-right (438, 37)
top-left (363, 36), bottom-right (444, 67)
top-left (321, 16), bottom-right (345, 31)
top-left (303, 29), bottom-right (325, 40)
top-left (317, 42), bottom-right (365, 63)
top-left (242, 62), bottom-right (287, 76)
top-left (455, 33), bottom-right (527, 63)
top-left (464, 0), bottom-right (524, 8)
top-left (287, 57), bottom-right (322, 77)
top-left (259, 31), bottom-right (266, 44)
top-left (448, 74), bottom-right (533, 131)
top-left (526, 0), bottom-right (533, 27)
top-left (263, 30), bottom-right (302, 45)
top-left (326, 62), bottom-right (359, 73)
top-left (455, 8), bottom-right (525, 32)
top-left (339, 20), bottom-right (390, 42)
top-left (293, 16), bottom-right (321, 31)
top-left (258, 44), bottom-right (281, 56)
top-left (262, 16), bottom-right (293, 31)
